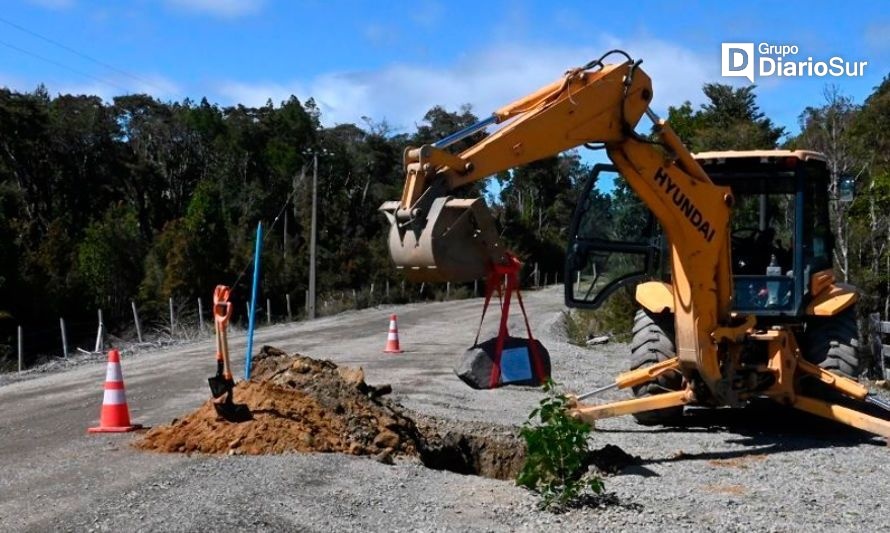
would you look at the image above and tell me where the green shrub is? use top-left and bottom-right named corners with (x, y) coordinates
top-left (517, 380), bottom-right (604, 510)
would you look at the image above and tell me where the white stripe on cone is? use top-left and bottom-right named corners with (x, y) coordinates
top-left (103, 388), bottom-right (127, 405)
top-left (388, 333), bottom-right (398, 340)
top-left (105, 362), bottom-right (123, 382)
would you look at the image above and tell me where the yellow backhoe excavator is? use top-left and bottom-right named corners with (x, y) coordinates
top-left (380, 50), bottom-right (890, 438)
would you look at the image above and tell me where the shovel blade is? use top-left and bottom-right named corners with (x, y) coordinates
top-left (208, 375), bottom-right (232, 399)
top-left (208, 376), bottom-right (252, 422)
top-left (212, 401), bottom-right (252, 422)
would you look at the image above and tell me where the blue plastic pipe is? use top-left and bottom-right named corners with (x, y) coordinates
top-left (244, 222), bottom-right (262, 379)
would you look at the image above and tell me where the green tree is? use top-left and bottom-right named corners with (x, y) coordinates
top-left (76, 205), bottom-right (144, 320)
top-left (848, 77), bottom-right (890, 316)
top-left (667, 84), bottom-right (785, 151)
top-left (791, 86), bottom-right (862, 281)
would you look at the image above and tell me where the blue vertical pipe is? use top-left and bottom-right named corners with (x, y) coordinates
top-left (244, 222), bottom-right (262, 379)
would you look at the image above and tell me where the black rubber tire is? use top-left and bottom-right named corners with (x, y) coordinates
top-left (629, 309), bottom-right (684, 425)
top-left (804, 305), bottom-right (861, 379)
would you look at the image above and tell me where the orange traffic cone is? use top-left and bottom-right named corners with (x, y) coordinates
top-left (88, 349), bottom-right (141, 433)
top-left (384, 314), bottom-right (402, 353)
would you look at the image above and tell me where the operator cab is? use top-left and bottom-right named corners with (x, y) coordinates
top-left (565, 150), bottom-right (834, 317)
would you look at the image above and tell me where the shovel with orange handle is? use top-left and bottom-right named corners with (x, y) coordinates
top-left (208, 285), bottom-right (251, 421)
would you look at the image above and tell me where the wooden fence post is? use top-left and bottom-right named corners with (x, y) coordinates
top-left (446, 282), bottom-right (451, 300)
top-left (267, 298), bottom-right (272, 325)
top-left (197, 297), bottom-right (205, 333)
top-left (168, 297), bottom-right (175, 336)
top-left (60, 318), bottom-right (68, 359)
top-left (94, 309), bottom-right (104, 353)
top-left (386, 280), bottom-right (390, 298)
top-left (474, 279), bottom-right (478, 296)
top-left (871, 313), bottom-right (887, 379)
top-left (17, 325), bottom-right (23, 372)
top-left (286, 293), bottom-right (293, 321)
top-left (132, 301), bottom-right (143, 343)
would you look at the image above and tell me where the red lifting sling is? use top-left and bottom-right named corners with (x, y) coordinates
top-left (472, 254), bottom-right (548, 388)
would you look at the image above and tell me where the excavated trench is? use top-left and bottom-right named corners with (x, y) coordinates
top-left (136, 347), bottom-right (526, 479)
top-left (413, 418), bottom-right (525, 480)
top-left (136, 347), bottom-right (636, 481)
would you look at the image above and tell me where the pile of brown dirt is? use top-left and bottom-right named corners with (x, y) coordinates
top-left (136, 346), bottom-right (422, 457)
top-left (136, 346), bottom-right (640, 484)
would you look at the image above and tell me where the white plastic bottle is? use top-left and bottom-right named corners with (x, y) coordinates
top-left (766, 254), bottom-right (781, 306)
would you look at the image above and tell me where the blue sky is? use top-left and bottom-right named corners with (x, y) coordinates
top-left (0, 0), bottom-right (887, 141)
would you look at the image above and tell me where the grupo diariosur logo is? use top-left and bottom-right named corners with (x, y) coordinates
top-left (721, 43), bottom-right (868, 83)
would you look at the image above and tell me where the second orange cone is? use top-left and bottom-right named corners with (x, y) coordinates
top-left (384, 314), bottom-right (402, 353)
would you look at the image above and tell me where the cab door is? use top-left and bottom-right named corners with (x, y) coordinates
top-left (564, 165), bottom-right (663, 309)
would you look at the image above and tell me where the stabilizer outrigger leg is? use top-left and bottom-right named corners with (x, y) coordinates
top-left (792, 358), bottom-right (890, 439)
top-left (569, 329), bottom-right (890, 441)
top-left (572, 389), bottom-right (694, 422)
top-left (570, 356), bottom-right (694, 423)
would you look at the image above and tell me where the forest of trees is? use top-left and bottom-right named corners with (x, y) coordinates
top-left (1, 76), bottom-right (888, 367)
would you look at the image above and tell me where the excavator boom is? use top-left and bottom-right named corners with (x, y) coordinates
top-left (381, 52), bottom-right (734, 392)
top-left (381, 50), bottom-right (890, 440)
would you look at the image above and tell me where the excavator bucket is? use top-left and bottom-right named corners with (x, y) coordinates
top-left (380, 196), bottom-right (505, 283)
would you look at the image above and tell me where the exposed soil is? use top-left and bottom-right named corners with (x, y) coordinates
top-left (136, 346), bottom-right (422, 457)
top-left (137, 346), bottom-right (640, 485)
top-left (707, 454), bottom-right (767, 469)
top-left (136, 346), bottom-right (527, 479)
top-left (704, 484), bottom-right (747, 496)
top-left (413, 417), bottom-right (526, 480)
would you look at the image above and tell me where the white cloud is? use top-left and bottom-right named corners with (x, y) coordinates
top-left (215, 37), bottom-right (716, 132)
top-left (164, 0), bottom-right (264, 18)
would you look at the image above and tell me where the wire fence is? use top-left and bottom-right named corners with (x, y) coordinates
top-left (2, 265), bottom-right (562, 373)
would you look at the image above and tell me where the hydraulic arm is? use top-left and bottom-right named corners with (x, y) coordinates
top-left (380, 51), bottom-right (890, 440)
top-left (382, 52), bottom-right (734, 393)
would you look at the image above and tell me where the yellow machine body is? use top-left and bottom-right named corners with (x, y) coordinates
top-left (380, 51), bottom-right (890, 439)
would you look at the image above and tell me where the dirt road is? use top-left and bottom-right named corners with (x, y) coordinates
top-left (2, 286), bottom-right (889, 532)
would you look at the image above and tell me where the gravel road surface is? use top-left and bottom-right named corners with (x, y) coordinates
top-left (1, 286), bottom-right (889, 532)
